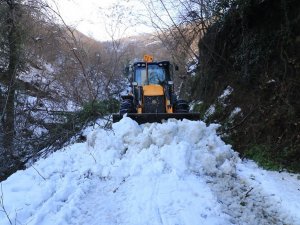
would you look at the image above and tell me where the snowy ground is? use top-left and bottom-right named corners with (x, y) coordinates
top-left (1, 118), bottom-right (300, 225)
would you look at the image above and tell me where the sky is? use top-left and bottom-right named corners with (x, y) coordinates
top-left (47, 0), bottom-right (155, 41)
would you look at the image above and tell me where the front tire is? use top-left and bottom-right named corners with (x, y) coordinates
top-left (174, 99), bottom-right (189, 113)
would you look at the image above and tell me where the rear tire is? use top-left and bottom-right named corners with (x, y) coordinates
top-left (174, 99), bottom-right (189, 113)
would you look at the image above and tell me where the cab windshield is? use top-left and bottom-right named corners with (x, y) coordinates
top-left (134, 64), bottom-right (169, 85)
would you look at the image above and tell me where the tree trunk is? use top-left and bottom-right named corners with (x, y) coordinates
top-left (3, 0), bottom-right (20, 157)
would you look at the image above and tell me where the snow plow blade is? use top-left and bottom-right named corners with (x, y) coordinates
top-left (112, 113), bottom-right (201, 124)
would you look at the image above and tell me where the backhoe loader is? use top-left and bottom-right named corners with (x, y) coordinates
top-left (112, 55), bottom-right (200, 124)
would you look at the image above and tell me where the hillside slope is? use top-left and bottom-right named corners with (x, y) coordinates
top-left (0, 118), bottom-right (299, 225)
top-left (192, 0), bottom-right (300, 171)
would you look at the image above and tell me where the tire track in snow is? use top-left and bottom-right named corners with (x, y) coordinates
top-left (68, 169), bottom-right (232, 225)
top-left (114, 166), bottom-right (234, 225)
top-left (200, 170), bottom-right (292, 225)
top-left (69, 178), bottom-right (123, 225)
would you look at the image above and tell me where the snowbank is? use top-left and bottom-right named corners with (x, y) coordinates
top-left (0, 118), bottom-right (299, 225)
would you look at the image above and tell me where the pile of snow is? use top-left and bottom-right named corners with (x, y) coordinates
top-left (0, 118), bottom-right (299, 225)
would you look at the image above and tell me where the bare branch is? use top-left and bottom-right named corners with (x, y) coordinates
top-left (0, 183), bottom-right (13, 225)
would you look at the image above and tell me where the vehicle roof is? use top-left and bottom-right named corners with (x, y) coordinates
top-left (133, 61), bottom-right (171, 66)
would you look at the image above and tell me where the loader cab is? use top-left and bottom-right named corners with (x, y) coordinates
top-left (112, 57), bottom-right (197, 124)
top-left (133, 61), bottom-right (172, 86)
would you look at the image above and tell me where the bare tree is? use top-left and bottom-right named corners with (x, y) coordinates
top-left (0, 0), bottom-right (148, 181)
top-left (0, 0), bottom-right (24, 165)
top-left (139, 0), bottom-right (225, 98)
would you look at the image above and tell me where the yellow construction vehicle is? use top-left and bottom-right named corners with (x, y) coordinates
top-left (112, 55), bottom-right (200, 124)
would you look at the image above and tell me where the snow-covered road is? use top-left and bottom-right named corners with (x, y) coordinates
top-left (1, 118), bottom-right (299, 225)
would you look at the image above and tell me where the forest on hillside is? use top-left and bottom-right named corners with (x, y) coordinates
top-left (0, 0), bottom-right (299, 181)
top-left (192, 0), bottom-right (300, 172)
